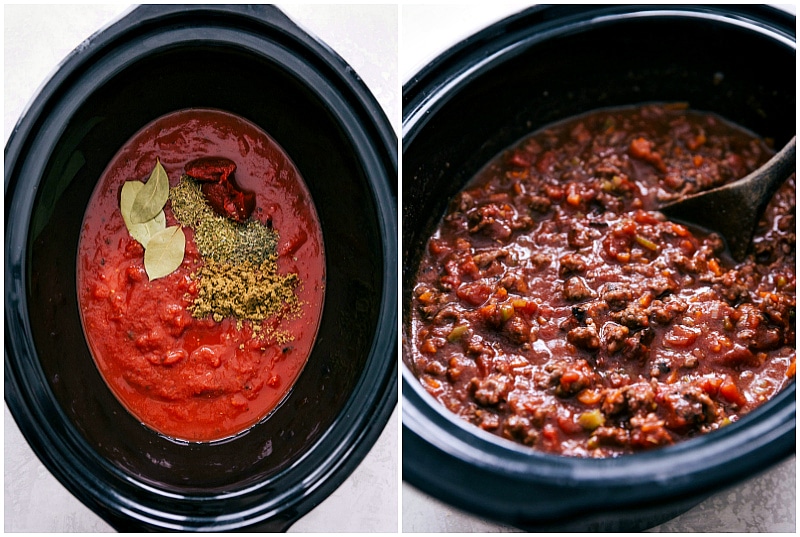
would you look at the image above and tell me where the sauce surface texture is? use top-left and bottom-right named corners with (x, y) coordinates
top-left (409, 104), bottom-right (795, 457)
top-left (78, 109), bottom-right (325, 442)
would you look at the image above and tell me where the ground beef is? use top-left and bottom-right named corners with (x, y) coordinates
top-left (564, 276), bottom-right (595, 301)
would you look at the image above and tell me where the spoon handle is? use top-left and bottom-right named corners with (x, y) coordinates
top-left (659, 135), bottom-right (795, 262)
top-left (746, 135), bottom-right (795, 207)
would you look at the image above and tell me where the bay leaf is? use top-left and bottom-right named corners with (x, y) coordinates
top-left (144, 225), bottom-right (186, 281)
top-left (133, 210), bottom-right (166, 248)
top-left (130, 159), bottom-right (169, 224)
top-left (120, 180), bottom-right (166, 247)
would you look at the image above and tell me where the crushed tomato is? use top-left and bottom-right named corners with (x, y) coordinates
top-left (77, 109), bottom-right (325, 442)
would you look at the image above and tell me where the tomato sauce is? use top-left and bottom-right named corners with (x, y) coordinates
top-left (77, 109), bottom-right (325, 442)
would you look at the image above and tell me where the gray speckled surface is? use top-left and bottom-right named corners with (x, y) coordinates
top-left (401, 456), bottom-right (796, 532)
top-left (4, 4), bottom-right (398, 533)
top-left (649, 457), bottom-right (796, 532)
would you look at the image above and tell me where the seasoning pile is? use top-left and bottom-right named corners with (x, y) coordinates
top-left (122, 156), bottom-right (302, 333)
top-left (170, 158), bottom-right (301, 329)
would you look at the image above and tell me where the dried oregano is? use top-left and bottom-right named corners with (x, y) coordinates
top-left (170, 176), bottom-right (278, 265)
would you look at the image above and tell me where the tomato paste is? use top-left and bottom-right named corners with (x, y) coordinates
top-left (184, 156), bottom-right (256, 222)
top-left (77, 109), bottom-right (325, 442)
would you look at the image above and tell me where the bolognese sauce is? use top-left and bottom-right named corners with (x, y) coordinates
top-left (409, 103), bottom-right (795, 457)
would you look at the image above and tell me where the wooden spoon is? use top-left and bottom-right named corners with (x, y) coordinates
top-left (660, 135), bottom-right (796, 261)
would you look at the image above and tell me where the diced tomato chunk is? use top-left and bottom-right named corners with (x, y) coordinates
top-left (536, 150), bottom-right (557, 173)
top-left (456, 282), bottom-right (492, 306)
top-left (664, 324), bottom-right (700, 347)
top-left (558, 415), bottom-right (583, 434)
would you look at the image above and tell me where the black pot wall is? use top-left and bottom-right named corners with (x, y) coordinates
top-left (28, 45), bottom-right (382, 492)
top-left (6, 5), bottom-right (396, 532)
top-left (402, 4), bottom-right (795, 532)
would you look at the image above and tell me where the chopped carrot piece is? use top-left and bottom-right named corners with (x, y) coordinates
top-left (719, 377), bottom-right (747, 406)
top-left (708, 258), bottom-right (722, 276)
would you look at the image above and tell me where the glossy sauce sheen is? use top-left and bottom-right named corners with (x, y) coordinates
top-left (78, 109), bottom-right (325, 442)
top-left (410, 104), bottom-right (795, 457)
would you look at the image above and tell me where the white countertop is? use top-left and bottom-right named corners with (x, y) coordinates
top-left (4, 4), bottom-right (399, 533)
top-left (399, 3), bottom-right (795, 533)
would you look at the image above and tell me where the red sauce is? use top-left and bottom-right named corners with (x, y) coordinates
top-left (409, 104), bottom-right (795, 457)
top-left (77, 109), bottom-right (325, 442)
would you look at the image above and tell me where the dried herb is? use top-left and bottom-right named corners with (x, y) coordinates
top-left (144, 225), bottom-right (186, 281)
top-left (119, 159), bottom-right (186, 280)
top-left (169, 174), bottom-right (216, 225)
top-left (170, 173), bottom-right (300, 329)
top-left (189, 259), bottom-right (300, 324)
top-left (170, 176), bottom-right (278, 265)
top-left (120, 180), bottom-right (166, 247)
top-left (130, 159), bottom-right (169, 224)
